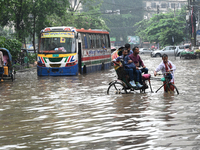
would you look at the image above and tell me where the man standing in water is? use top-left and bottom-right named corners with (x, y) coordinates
top-left (154, 54), bottom-right (176, 92)
top-left (0, 51), bottom-right (4, 81)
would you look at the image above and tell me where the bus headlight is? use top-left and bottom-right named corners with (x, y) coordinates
top-left (37, 62), bottom-right (46, 67)
top-left (65, 62), bottom-right (76, 67)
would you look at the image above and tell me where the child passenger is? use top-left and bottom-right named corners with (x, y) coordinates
top-left (113, 49), bottom-right (141, 88)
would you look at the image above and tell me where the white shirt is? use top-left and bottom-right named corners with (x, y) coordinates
top-left (0, 51), bottom-right (3, 67)
top-left (155, 60), bottom-right (176, 82)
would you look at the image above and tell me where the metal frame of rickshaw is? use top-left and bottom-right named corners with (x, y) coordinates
top-left (107, 49), bottom-right (153, 94)
top-left (0, 48), bottom-right (16, 81)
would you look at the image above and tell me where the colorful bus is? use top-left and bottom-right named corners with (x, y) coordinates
top-left (37, 26), bottom-right (111, 76)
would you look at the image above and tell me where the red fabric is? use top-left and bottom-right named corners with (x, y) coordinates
top-left (163, 81), bottom-right (174, 91)
top-left (164, 62), bottom-right (172, 72)
top-left (142, 74), bottom-right (151, 80)
top-left (164, 62), bottom-right (173, 91)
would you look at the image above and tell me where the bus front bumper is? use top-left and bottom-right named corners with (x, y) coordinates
top-left (37, 65), bottom-right (78, 76)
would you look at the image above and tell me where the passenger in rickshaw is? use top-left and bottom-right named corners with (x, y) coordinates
top-left (112, 49), bottom-right (137, 87)
top-left (125, 43), bottom-right (133, 55)
top-left (0, 51), bottom-right (4, 81)
top-left (129, 46), bottom-right (148, 86)
top-left (3, 52), bottom-right (9, 66)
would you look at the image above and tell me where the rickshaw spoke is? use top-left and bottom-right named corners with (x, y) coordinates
top-left (107, 82), bottom-right (127, 95)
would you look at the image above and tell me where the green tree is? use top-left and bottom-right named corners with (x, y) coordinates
top-left (134, 8), bottom-right (187, 47)
top-left (0, 26), bottom-right (15, 39)
top-left (24, 0), bottom-right (70, 53)
top-left (48, 0), bottom-right (109, 31)
top-left (100, 0), bottom-right (144, 45)
top-left (0, 36), bottom-right (22, 61)
top-left (0, 0), bottom-right (70, 53)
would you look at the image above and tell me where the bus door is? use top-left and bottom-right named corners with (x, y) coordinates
top-left (78, 42), bottom-right (82, 74)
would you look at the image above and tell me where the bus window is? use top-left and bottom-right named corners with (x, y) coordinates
top-left (92, 34), bottom-right (96, 48)
top-left (105, 35), bottom-right (108, 48)
top-left (105, 34), bottom-right (110, 48)
top-left (84, 35), bottom-right (88, 49)
top-left (101, 35), bottom-right (106, 48)
top-left (81, 33), bottom-right (86, 49)
top-left (98, 35), bottom-right (101, 49)
top-left (89, 34), bottom-right (95, 48)
top-left (87, 34), bottom-right (91, 49)
top-left (107, 35), bottom-right (111, 48)
top-left (96, 34), bottom-right (100, 48)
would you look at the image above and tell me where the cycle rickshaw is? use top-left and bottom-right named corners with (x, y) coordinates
top-left (107, 48), bottom-right (153, 95)
top-left (107, 48), bottom-right (179, 95)
top-left (155, 72), bottom-right (179, 94)
top-left (0, 48), bottom-right (16, 81)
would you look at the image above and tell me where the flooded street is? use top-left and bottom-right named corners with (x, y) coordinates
top-left (1, 55), bottom-right (200, 150)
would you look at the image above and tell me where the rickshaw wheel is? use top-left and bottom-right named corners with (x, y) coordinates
top-left (107, 81), bottom-right (127, 95)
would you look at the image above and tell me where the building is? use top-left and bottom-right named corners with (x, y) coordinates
top-left (143, 0), bottom-right (188, 19)
top-left (69, 0), bottom-right (82, 11)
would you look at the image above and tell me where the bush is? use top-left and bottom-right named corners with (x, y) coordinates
top-left (0, 36), bottom-right (22, 62)
top-left (28, 53), bottom-right (37, 64)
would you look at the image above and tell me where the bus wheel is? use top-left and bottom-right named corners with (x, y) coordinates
top-left (101, 63), bottom-right (104, 70)
top-left (83, 65), bottom-right (86, 74)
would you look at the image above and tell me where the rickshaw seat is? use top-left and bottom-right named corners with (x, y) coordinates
top-left (115, 67), bottom-right (128, 80)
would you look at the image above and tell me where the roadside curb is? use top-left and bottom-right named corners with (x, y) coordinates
top-left (16, 66), bottom-right (36, 73)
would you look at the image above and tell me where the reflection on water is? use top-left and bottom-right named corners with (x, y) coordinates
top-left (0, 56), bottom-right (200, 149)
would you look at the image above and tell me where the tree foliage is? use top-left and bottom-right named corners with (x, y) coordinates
top-left (48, 0), bottom-right (109, 31)
top-left (0, 0), bottom-right (109, 53)
top-left (0, 27), bottom-right (15, 39)
top-left (100, 0), bottom-right (144, 45)
top-left (0, 36), bottom-right (22, 61)
top-left (134, 8), bottom-right (187, 47)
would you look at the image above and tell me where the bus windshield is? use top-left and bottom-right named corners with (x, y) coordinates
top-left (38, 32), bottom-right (76, 54)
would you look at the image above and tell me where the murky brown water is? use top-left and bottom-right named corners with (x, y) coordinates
top-left (1, 55), bottom-right (200, 150)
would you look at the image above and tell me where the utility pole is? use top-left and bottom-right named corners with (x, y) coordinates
top-left (189, 0), bottom-right (196, 47)
top-left (157, 5), bottom-right (159, 14)
top-left (174, 4), bottom-right (176, 17)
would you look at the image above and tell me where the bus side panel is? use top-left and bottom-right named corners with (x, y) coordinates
top-left (81, 62), bottom-right (111, 74)
top-left (79, 32), bottom-right (111, 74)
top-left (81, 52), bottom-right (111, 74)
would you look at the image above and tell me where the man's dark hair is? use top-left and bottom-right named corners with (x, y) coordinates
top-left (162, 54), bottom-right (168, 58)
top-left (123, 49), bottom-right (128, 52)
top-left (132, 46), bottom-right (139, 51)
top-left (125, 43), bottom-right (130, 49)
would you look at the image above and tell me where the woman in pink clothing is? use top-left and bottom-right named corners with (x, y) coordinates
top-left (3, 54), bottom-right (9, 66)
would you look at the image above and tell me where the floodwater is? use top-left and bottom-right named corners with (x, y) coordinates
top-left (1, 55), bottom-right (200, 150)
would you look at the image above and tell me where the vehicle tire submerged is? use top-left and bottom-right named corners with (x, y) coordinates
top-left (155, 53), bottom-right (161, 57)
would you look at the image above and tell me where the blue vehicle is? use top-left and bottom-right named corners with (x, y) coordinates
top-left (0, 48), bottom-right (16, 81)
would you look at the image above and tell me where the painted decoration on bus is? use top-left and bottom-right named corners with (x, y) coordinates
top-left (41, 32), bottom-right (74, 38)
top-left (38, 55), bottom-right (76, 64)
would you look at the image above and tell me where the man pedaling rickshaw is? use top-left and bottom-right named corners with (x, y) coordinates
top-left (112, 49), bottom-right (143, 88)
